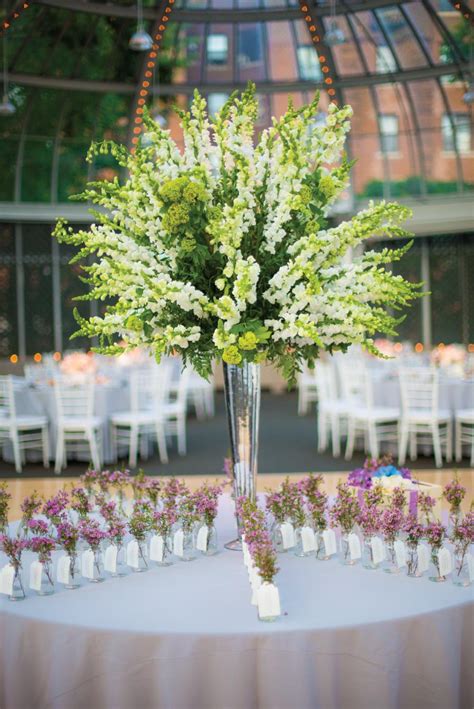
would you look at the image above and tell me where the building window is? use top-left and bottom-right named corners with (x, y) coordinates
top-left (379, 114), bottom-right (399, 154)
top-left (442, 114), bottom-right (471, 153)
top-left (238, 26), bottom-right (263, 65)
top-left (375, 45), bottom-right (397, 73)
top-left (206, 34), bottom-right (228, 65)
top-left (207, 93), bottom-right (228, 116)
top-left (297, 46), bottom-right (322, 81)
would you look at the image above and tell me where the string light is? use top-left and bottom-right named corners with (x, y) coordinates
top-left (415, 343), bottom-right (424, 353)
top-left (299, 0), bottom-right (339, 104)
top-left (53, 351), bottom-right (61, 361)
top-left (450, 2), bottom-right (474, 27)
top-left (33, 353), bottom-right (42, 362)
top-left (0, 1), bottom-right (31, 37)
top-left (9, 354), bottom-right (18, 364)
top-left (131, 1), bottom-right (175, 149)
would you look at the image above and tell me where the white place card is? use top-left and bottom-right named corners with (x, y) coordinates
top-left (370, 536), bottom-right (386, 565)
top-left (0, 564), bottom-right (15, 595)
top-left (322, 529), bottom-right (337, 557)
top-left (394, 540), bottom-right (407, 568)
top-left (467, 554), bottom-right (474, 583)
top-left (348, 533), bottom-right (362, 561)
top-left (301, 526), bottom-right (316, 553)
top-left (242, 540), bottom-right (250, 567)
top-left (29, 561), bottom-right (43, 591)
top-left (173, 530), bottom-right (184, 558)
top-left (104, 544), bottom-right (118, 573)
top-left (251, 574), bottom-right (261, 606)
top-left (280, 522), bottom-right (295, 550)
top-left (417, 544), bottom-right (430, 574)
top-left (149, 535), bottom-right (164, 563)
top-left (81, 550), bottom-right (94, 579)
top-left (56, 555), bottom-right (71, 584)
top-left (438, 548), bottom-right (452, 577)
top-left (196, 525), bottom-right (209, 553)
top-left (126, 540), bottom-right (139, 568)
top-left (257, 583), bottom-right (281, 619)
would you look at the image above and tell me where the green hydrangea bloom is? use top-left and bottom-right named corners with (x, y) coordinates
top-left (238, 332), bottom-right (258, 350)
top-left (299, 185), bottom-right (312, 205)
top-left (319, 175), bottom-right (337, 199)
top-left (183, 181), bottom-right (207, 204)
top-left (222, 346), bottom-right (242, 365)
top-left (160, 177), bottom-right (188, 202)
top-left (162, 203), bottom-right (190, 232)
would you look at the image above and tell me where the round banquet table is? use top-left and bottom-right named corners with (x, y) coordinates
top-left (1, 496), bottom-right (473, 709)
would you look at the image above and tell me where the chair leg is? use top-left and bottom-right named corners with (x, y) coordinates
top-left (345, 419), bottom-right (355, 461)
top-left (445, 421), bottom-right (453, 463)
top-left (454, 420), bottom-right (462, 462)
top-left (399, 424), bottom-right (409, 465)
top-left (155, 422), bottom-right (169, 464)
top-left (176, 415), bottom-right (186, 456)
top-left (409, 431), bottom-right (417, 461)
top-left (317, 412), bottom-right (327, 452)
top-left (129, 426), bottom-right (139, 468)
top-left (88, 430), bottom-right (101, 472)
top-left (42, 425), bottom-right (50, 468)
top-left (431, 424), bottom-right (442, 469)
top-left (55, 430), bottom-right (64, 474)
top-left (331, 415), bottom-right (340, 458)
top-left (110, 424), bottom-right (118, 464)
top-left (368, 423), bottom-right (379, 460)
top-left (11, 430), bottom-right (22, 473)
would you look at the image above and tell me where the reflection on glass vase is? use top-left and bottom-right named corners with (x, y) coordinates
top-left (383, 541), bottom-right (399, 574)
top-left (90, 549), bottom-right (105, 583)
top-left (293, 527), bottom-right (311, 558)
top-left (203, 526), bottom-right (218, 556)
top-left (406, 543), bottom-right (422, 578)
top-left (340, 533), bottom-right (357, 566)
top-left (9, 566), bottom-right (25, 601)
top-left (65, 554), bottom-right (81, 590)
top-left (181, 530), bottom-right (196, 562)
top-left (133, 540), bottom-right (149, 573)
top-left (362, 537), bottom-right (379, 570)
top-left (271, 522), bottom-right (286, 554)
top-left (449, 509), bottom-right (461, 532)
top-left (37, 560), bottom-right (55, 595)
top-left (112, 544), bottom-right (127, 577)
top-left (452, 548), bottom-right (471, 587)
top-left (157, 536), bottom-right (173, 567)
top-left (315, 531), bottom-right (329, 561)
top-left (429, 548), bottom-right (446, 583)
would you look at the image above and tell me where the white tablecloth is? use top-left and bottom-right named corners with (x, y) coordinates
top-left (1, 496), bottom-right (472, 709)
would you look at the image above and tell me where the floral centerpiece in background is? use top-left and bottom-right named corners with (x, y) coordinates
top-left (450, 511), bottom-right (474, 587)
top-left (442, 477), bottom-right (466, 529)
top-left (60, 352), bottom-right (97, 383)
top-left (0, 535), bottom-right (28, 600)
top-left (54, 85), bottom-right (420, 539)
top-left (348, 456), bottom-right (412, 491)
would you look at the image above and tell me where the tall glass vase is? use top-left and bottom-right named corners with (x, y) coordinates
top-left (223, 361), bottom-right (261, 551)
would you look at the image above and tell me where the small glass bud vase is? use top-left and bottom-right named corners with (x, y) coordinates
top-left (112, 544), bottom-right (127, 577)
top-left (362, 536), bottom-right (379, 570)
top-left (203, 525), bottom-right (218, 556)
top-left (37, 560), bottom-right (55, 596)
top-left (65, 554), bottom-right (81, 590)
top-left (90, 549), bottom-right (105, 583)
top-left (156, 536), bottom-right (173, 567)
top-left (340, 533), bottom-right (357, 566)
top-left (406, 543), bottom-right (422, 578)
top-left (383, 540), bottom-right (399, 574)
top-left (181, 530), bottom-right (196, 562)
top-left (9, 565), bottom-right (26, 602)
top-left (315, 531), bottom-right (329, 560)
top-left (133, 540), bottom-right (149, 572)
top-left (429, 548), bottom-right (447, 583)
top-left (293, 527), bottom-right (310, 558)
top-left (452, 548), bottom-right (471, 587)
top-left (271, 522), bottom-right (286, 554)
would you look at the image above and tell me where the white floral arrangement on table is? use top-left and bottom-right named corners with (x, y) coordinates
top-left (431, 344), bottom-right (466, 377)
top-left (54, 84), bottom-right (420, 383)
top-left (60, 352), bottom-right (97, 378)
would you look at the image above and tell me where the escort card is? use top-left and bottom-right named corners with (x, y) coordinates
top-left (468, 554), bottom-right (474, 583)
top-left (301, 526), bottom-right (317, 553)
top-left (370, 536), bottom-right (386, 565)
top-left (438, 548), bottom-right (452, 577)
top-left (173, 530), bottom-right (184, 558)
top-left (257, 583), bottom-right (281, 620)
top-left (56, 555), bottom-right (71, 584)
top-left (417, 544), bottom-right (430, 574)
top-left (29, 561), bottom-right (43, 591)
top-left (348, 533), bottom-right (362, 561)
top-left (251, 573), bottom-right (262, 606)
top-left (0, 564), bottom-right (14, 595)
top-left (149, 535), bottom-right (164, 562)
top-left (81, 550), bottom-right (94, 579)
top-left (280, 522), bottom-right (295, 550)
top-left (322, 529), bottom-right (337, 557)
top-left (104, 544), bottom-right (118, 573)
top-left (394, 540), bottom-right (407, 568)
top-left (195, 525), bottom-right (209, 553)
top-left (126, 540), bottom-right (139, 568)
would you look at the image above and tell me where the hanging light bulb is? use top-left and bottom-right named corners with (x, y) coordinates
top-left (129, 0), bottom-right (153, 51)
top-left (1, 25), bottom-right (15, 116)
top-left (463, 80), bottom-right (474, 104)
top-left (324, 0), bottom-right (346, 46)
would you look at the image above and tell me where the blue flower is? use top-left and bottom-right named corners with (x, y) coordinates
top-left (374, 465), bottom-right (400, 478)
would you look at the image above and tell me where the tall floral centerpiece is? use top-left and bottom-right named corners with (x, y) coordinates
top-left (54, 85), bottom-right (419, 546)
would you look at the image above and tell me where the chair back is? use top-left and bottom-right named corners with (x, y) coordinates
top-left (336, 359), bottom-right (367, 409)
top-left (54, 377), bottom-right (95, 419)
top-left (399, 367), bottom-right (439, 415)
top-left (315, 362), bottom-right (337, 407)
top-left (0, 375), bottom-right (16, 419)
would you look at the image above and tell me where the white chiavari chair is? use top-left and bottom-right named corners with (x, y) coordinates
top-left (454, 409), bottom-right (474, 466)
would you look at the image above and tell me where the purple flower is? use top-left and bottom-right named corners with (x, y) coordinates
top-left (29, 535), bottom-right (56, 564)
top-left (424, 520), bottom-right (446, 549)
top-left (450, 510), bottom-right (474, 551)
top-left (56, 520), bottom-right (79, 555)
top-left (78, 518), bottom-right (108, 550)
top-left (403, 515), bottom-right (424, 546)
top-left (27, 519), bottom-right (49, 535)
top-left (0, 535), bottom-right (28, 569)
top-left (443, 478), bottom-right (466, 513)
top-left (357, 506), bottom-right (382, 538)
top-left (43, 490), bottom-right (69, 524)
top-left (380, 507), bottom-right (404, 544)
top-left (330, 482), bottom-right (359, 535)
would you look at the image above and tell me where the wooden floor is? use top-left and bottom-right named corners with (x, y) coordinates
top-left (4, 469), bottom-right (473, 522)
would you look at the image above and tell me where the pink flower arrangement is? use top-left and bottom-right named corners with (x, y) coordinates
top-left (20, 492), bottom-right (43, 525)
top-left (70, 487), bottom-right (92, 519)
top-left (153, 507), bottom-right (177, 538)
top-left (78, 519), bottom-right (108, 551)
top-left (298, 474), bottom-right (324, 502)
top-left (56, 520), bottom-right (80, 556)
top-left (330, 482), bottom-right (359, 535)
top-left (357, 506), bottom-right (382, 539)
top-left (307, 490), bottom-right (328, 532)
top-left (237, 496), bottom-right (278, 585)
top-left (193, 482), bottom-right (223, 527)
top-left (60, 352), bottom-right (97, 377)
top-left (29, 535), bottom-right (56, 564)
top-left (450, 511), bottom-right (474, 554)
top-left (431, 344), bottom-right (465, 368)
top-left (0, 535), bottom-right (28, 570)
top-left (380, 507), bottom-right (404, 544)
top-left (443, 477), bottom-right (466, 516)
top-left (424, 520), bottom-right (446, 550)
top-left (43, 490), bottom-right (70, 526)
top-left (403, 515), bottom-right (425, 546)
top-left (418, 492), bottom-right (436, 524)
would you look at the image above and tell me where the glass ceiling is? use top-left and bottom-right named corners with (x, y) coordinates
top-left (0, 0), bottom-right (472, 204)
